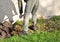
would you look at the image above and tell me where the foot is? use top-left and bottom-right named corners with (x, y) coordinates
top-left (19, 30), bottom-right (28, 35)
top-left (29, 25), bottom-right (36, 31)
top-left (19, 14), bottom-right (24, 18)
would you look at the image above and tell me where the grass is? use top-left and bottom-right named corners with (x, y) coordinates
top-left (0, 16), bottom-right (60, 42)
top-left (0, 31), bottom-right (60, 42)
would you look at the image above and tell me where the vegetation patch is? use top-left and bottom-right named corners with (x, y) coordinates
top-left (0, 16), bottom-right (60, 42)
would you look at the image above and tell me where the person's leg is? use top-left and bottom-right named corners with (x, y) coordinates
top-left (32, 0), bottom-right (39, 25)
top-left (29, 0), bottom-right (39, 31)
top-left (18, 0), bottom-right (23, 14)
top-left (23, 0), bottom-right (36, 33)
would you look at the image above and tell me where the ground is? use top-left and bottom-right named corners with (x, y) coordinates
top-left (0, 31), bottom-right (60, 42)
top-left (0, 16), bottom-right (60, 42)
